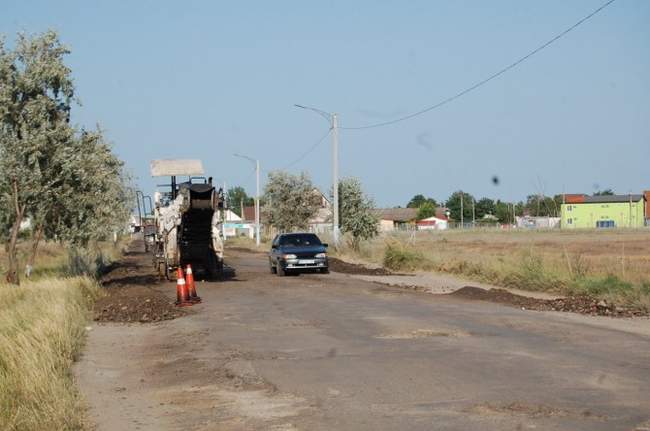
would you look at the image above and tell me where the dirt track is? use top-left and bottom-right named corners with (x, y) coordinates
top-left (75, 240), bottom-right (650, 430)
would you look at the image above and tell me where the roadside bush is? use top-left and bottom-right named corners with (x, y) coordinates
top-left (567, 276), bottom-right (650, 312)
top-left (383, 241), bottom-right (426, 271)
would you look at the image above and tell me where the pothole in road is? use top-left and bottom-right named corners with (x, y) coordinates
top-left (466, 402), bottom-right (607, 421)
top-left (375, 328), bottom-right (470, 339)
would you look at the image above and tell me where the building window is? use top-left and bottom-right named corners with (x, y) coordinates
top-left (567, 218), bottom-right (572, 224)
top-left (567, 206), bottom-right (572, 211)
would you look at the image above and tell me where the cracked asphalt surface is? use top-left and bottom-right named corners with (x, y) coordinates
top-left (76, 246), bottom-right (650, 431)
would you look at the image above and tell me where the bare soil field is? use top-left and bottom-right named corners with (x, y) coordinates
top-left (334, 229), bottom-right (650, 311)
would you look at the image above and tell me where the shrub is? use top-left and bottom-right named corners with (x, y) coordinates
top-left (383, 241), bottom-right (425, 271)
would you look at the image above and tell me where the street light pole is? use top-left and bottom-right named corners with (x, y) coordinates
top-left (294, 104), bottom-right (339, 246)
top-left (233, 153), bottom-right (261, 247)
top-left (331, 113), bottom-right (340, 246)
top-left (255, 159), bottom-right (260, 247)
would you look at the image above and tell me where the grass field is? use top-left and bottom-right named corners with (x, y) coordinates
top-left (0, 238), bottom-right (125, 431)
top-left (0, 277), bottom-right (99, 431)
top-left (334, 228), bottom-right (650, 311)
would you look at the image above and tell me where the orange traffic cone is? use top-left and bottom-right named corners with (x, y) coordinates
top-left (175, 268), bottom-right (192, 307)
top-left (185, 264), bottom-right (201, 303)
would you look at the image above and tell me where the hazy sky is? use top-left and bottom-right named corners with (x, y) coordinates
top-left (3, 0), bottom-right (649, 207)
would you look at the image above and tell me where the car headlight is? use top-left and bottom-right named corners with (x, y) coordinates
top-left (315, 253), bottom-right (327, 258)
top-left (282, 254), bottom-right (297, 259)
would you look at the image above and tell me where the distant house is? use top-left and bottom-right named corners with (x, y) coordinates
top-left (373, 208), bottom-right (418, 231)
top-left (416, 215), bottom-right (449, 230)
top-left (516, 216), bottom-right (560, 229)
top-left (561, 193), bottom-right (647, 229)
top-left (309, 189), bottom-right (332, 233)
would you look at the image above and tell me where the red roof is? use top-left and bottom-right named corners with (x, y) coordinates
top-left (564, 194), bottom-right (586, 204)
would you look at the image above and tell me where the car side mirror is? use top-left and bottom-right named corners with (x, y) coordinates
top-left (322, 243), bottom-right (328, 248)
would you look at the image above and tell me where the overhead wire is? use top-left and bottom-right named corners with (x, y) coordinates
top-left (282, 127), bottom-right (333, 170)
top-left (341, 0), bottom-right (618, 130)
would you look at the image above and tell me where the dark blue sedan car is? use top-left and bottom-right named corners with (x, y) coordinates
top-left (269, 233), bottom-right (329, 276)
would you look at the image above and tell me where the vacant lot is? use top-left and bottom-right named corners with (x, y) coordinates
top-left (335, 229), bottom-right (650, 311)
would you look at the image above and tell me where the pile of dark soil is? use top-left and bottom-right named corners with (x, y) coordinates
top-left (328, 257), bottom-right (393, 276)
top-left (94, 239), bottom-right (186, 323)
top-left (94, 285), bottom-right (185, 323)
top-left (449, 286), bottom-right (648, 318)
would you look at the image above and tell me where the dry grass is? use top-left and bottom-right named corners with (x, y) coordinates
top-left (335, 229), bottom-right (650, 311)
top-left (0, 276), bottom-right (100, 431)
top-left (0, 240), bottom-right (126, 281)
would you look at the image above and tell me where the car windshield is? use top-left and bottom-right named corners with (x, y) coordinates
top-left (279, 234), bottom-right (321, 247)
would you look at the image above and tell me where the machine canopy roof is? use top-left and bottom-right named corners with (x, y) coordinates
top-left (150, 159), bottom-right (204, 177)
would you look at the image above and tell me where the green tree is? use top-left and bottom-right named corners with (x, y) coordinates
top-left (475, 198), bottom-right (496, 219)
top-left (407, 194), bottom-right (437, 209)
top-left (227, 186), bottom-right (254, 216)
top-left (0, 31), bottom-right (75, 284)
top-left (524, 194), bottom-right (560, 217)
top-left (0, 32), bottom-right (131, 283)
top-left (593, 189), bottom-right (614, 196)
top-left (416, 201), bottom-right (437, 220)
top-left (445, 191), bottom-right (475, 223)
top-left (263, 171), bottom-right (320, 232)
top-left (337, 178), bottom-right (378, 250)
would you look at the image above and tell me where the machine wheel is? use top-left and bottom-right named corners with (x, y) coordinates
top-left (320, 267), bottom-right (330, 274)
top-left (276, 264), bottom-right (286, 277)
top-left (207, 252), bottom-right (223, 280)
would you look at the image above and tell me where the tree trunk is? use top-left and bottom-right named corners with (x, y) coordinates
top-left (25, 224), bottom-right (44, 278)
top-left (6, 216), bottom-right (23, 285)
top-left (5, 180), bottom-right (25, 285)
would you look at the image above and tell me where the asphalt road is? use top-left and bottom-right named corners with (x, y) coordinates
top-left (77, 248), bottom-right (650, 431)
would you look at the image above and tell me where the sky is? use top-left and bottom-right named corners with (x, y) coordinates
top-left (2, 0), bottom-right (649, 207)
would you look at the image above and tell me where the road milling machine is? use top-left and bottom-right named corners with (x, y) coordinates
top-left (150, 159), bottom-right (224, 279)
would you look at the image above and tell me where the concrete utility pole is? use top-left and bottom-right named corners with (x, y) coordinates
top-left (233, 153), bottom-right (261, 247)
top-left (460, 192), bottom-right (464, 229)
top-left (255, 159), bottom-right (261, 247)
top-left (294, 104), bottom-right (340, 246)
top-left (332, 113), bottom-right (340, 246)
top-left (472, 198), bottom-right (476, 227)
top-left (222, 181), bottom-right (227, 241)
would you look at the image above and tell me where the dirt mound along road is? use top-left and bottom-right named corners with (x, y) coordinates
top-left (94, 240), bottom-right (185, 323)
top-left (328, 257), bottom-right (394, 276)
top-left (450, 286), bottom-right (647, 318)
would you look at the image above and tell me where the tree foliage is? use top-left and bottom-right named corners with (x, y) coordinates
top-left (0, 31), bottom-right (130, 284)
top-left (475, 198), bottom-right (496, 219)
top-left (262, 171), bottom-right (320, 232)
top-left (416, 201), bottom-right (437, 220)
top-left (227, 186), bottom-right (254, 216)
top-left (337, 177), bottom-right (378, 250)
top-left (445, 191), bottom-right (475, 223)
top-left (523, 194), bottom-right (561, 217)
top-left (407, 194), bottom-right (437, 209)
top-left (593, 189), bottom-right (614, 196)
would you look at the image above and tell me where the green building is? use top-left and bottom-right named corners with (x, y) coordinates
top-left (560, 194), bottom-right (646, 229)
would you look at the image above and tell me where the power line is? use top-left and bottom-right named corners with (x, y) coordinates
top-left (282, 127), bottom-right (332, 170)
top-left (342, 0), bottom-right (617, 130)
